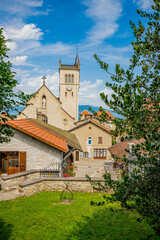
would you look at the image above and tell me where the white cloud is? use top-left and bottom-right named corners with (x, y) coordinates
top-left (10, 55), bottom-right (28, 66)
top-left (30, 42), bottom-right (72, 56)
top-left (15, 70), bottom-right (59, 96)
top-left (3, 24), bottom-right (43, 40)
top-left (6, 41), bottom-right (17, 51)
top-left (79, 79), bottom-right (113, 107)
top-left (83, 0), bottom-right (122, 44)
top-left (133, 0), bottom-right (153, 11)
top-left (19, 0), bottom-right (43, 7)
top-left (0, 0), bottom-right (49, 17)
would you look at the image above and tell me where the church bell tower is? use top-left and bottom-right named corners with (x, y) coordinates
top-left (59, 52), bottom-right (80, 121)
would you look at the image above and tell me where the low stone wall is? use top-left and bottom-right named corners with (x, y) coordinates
top-left (19, 177), bottom-right (105, 197)
top-left (0, 170), bottom-right (40, 191)
top-left (0, 170), bottom-right (105, 196)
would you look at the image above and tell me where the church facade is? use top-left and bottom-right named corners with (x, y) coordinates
top-left (17, 54), bottom-right (80, 131)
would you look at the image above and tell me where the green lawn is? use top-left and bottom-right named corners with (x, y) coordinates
top-left (0, 192), bottom-right (159, 240)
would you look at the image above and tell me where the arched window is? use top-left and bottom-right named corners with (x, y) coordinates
top-left (42, 95), bottom-right (46, 106)
top-left (68, 74), bottom-right (70, 83)
top-left (72, 74), bottom-right (74, 83)
top-left (37, 113), bottom-right (48, 123)
top-left (65, 74), bottom-right (67, 83)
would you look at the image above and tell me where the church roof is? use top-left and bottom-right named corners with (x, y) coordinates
top-left (6, 118), bottom-right (82, 153)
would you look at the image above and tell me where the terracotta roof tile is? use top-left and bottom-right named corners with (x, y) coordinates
top-left (108, 139), bottom-right (144, 159)
top-left (80, 110), bottom-right (92, 115)
top-left (7, 119), bottom-right (68, 153)
top-left (97, 110), bottom-right (115, 119)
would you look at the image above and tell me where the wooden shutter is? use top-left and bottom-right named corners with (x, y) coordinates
top-left (20, 152), bottom-right (26, 172)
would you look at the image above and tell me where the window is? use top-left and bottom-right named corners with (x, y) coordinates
top-left (98, 137), bottom-right (103, 144)
top-left (72, 92), bottom-right (73, 97)
top-left (65, 92), bottom-right (67, 97)
top-left (68, 74), bottom-right (70, 83)
top-left (65, 74), bottom-right (67, 83)
top-left (72, 74), bottom-right (74, 83)
top-left (83, 152), bottom-right (88, 158)
top-left (88, 137), bottom-right (92, 145)
top-left (37, 113), bottom-right (48, 123)
top-left (42, 95), bottom-right (46, 106)
top-left (8, 152), bottom-right (19, 168)
top-left (94, 149), bottom-right (106, 159)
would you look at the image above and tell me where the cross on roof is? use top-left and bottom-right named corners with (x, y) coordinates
top-left (42, 76), bottom-right (46, 85)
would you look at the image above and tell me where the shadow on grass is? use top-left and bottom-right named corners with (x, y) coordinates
top-left (0, 218), bottom-right (13, 240)
top-left (66, 208), bottom-right (158, 240)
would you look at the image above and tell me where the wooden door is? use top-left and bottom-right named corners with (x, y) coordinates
top-left (76, 151), bottom-right (79, 161)
top-left (20, 152), bottom-right (26, 172)
top-left (7, 152), bottom-right (19, 175)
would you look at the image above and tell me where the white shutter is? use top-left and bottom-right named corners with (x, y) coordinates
top-left (80, 152), bottom-right (83, 158)
top-left (88, 152), bottom-right (91, 159)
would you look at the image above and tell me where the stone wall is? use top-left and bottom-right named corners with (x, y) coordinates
top-left (0, 170), bottom-right (105, 197)
top-left (0, 129), bottom-right (63, 171)
top-left (0, 170), bottom-right (40, 191)
top-left (19, 177), bottom-right (105, 197)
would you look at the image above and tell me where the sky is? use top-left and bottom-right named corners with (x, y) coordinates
top-left (0, 0), bottom-right (154, 108)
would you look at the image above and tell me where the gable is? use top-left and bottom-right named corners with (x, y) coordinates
top-left (70, 122), bottom-right (111, 137)
top-left (17, 84), bottom-right (75, 128)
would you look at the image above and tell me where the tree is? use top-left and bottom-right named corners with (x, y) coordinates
top-left (0, 28), bottom-right (31, 143)
top-left (88, 0), bottom-right (160, 234)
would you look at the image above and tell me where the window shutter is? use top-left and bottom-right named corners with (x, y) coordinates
top-left (88, 152), bottom-right (91, 159)
top-left (20, 152), bottom-right (26, 172)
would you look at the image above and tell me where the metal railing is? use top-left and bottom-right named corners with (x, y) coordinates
top-left (40, 162), bottom-right (61, 178)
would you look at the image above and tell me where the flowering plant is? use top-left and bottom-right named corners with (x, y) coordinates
top-left (63, 164), bottom-right (75, 177)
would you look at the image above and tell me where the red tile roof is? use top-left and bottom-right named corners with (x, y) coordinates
top-left (108, 139), bottom-right (144, 159)
top-left (97, 110), bottom-right (115, 119)
top-left (80, 110), bottom-right (92, 115)
top-left (7, 119), bottom-right (68, 153)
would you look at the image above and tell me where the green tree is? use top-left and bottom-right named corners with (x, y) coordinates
top-left (89, 0), bottom-right (160, 234)
top-left (0, 28), bottom-right (31, 143)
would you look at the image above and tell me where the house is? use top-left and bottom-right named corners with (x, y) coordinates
top-left (79, 109), bottom-right (116, 131)
top-left (68, 119), bottom-right (112, 161)
top-left (0, 118), bottom-right (82, 175)
top-left (17, 53), bottom-right (80, 130)
top-left (108, 139), bottom-right (144, 169)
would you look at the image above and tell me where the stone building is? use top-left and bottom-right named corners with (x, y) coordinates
top-left (69, 119), bottom-right (112, 161)
top-left (17, 53), bottom-right (80, 130)
top-left (0, 118), bottom-right (82, 175)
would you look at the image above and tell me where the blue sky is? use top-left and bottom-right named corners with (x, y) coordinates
top-left (0, 0), bottom-right (153, 108)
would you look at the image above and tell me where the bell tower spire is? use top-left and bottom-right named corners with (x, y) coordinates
top-left (75, 46), bottom-right (80, 65)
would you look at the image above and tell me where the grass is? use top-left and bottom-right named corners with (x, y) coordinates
top-left (0, 191), bottom-right (159, 240)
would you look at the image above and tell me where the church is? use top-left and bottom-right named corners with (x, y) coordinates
top-left (16, 53), bottom-right (113, 162)
top-left (17, 53), bottom-right (80, 131)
